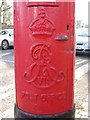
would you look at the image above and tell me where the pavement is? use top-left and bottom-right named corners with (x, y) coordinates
top-left (0, 49), bottom-right (89, 119)
top-left (75, 72), bottom-right (88, 118)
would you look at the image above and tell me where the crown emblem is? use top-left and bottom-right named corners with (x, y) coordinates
top-left (29, 9), bottom-right (55, 37)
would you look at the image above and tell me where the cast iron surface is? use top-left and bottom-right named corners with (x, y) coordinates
top-left (14, 2), bottom-right (75, 115)
top-left (14, 104), bottom-right (75, 119)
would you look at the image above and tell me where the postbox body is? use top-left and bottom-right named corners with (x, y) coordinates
top-left (14, 1), bottom-right (75, 117)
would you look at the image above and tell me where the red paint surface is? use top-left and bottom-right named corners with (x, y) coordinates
top-left (14, 1), bottom-right (75, 115)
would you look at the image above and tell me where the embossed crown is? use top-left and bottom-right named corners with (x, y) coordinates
top-left (29, 9), bottom-right (55, 36)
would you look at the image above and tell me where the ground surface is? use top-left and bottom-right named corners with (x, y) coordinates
top-left (0, 49), bottom-right (89, 119)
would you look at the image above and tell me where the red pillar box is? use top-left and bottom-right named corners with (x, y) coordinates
top-left (14, 1), bottom-right (75, 118)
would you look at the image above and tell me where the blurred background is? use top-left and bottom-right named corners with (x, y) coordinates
top-left (0, 0), bottom-right (13, 30)
top-left (0, 0), bottom-right (89, 30)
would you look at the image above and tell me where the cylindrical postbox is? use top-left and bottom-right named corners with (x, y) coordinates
top-left (14, 0), bottom-right (75, 118)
